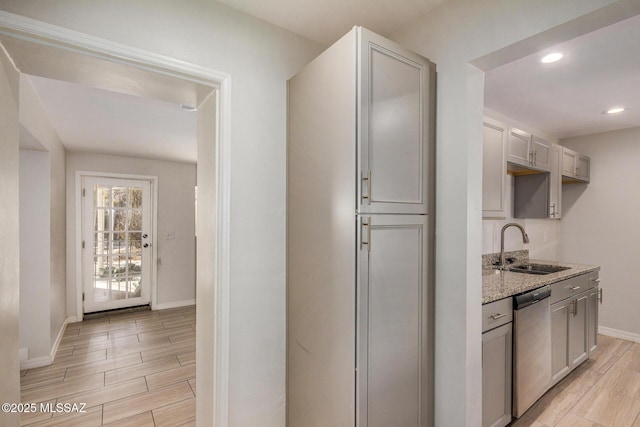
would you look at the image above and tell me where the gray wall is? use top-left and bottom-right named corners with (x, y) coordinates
top-left (66, 152), bottom-right (197, 310)
top-left (19, 74), bottom-right (68, 363)
top-left (560, 126), bottom-right (640, 338)
top-left (0, 38), bottom-right (22, 427)
top-left (19, 150), bottom-right (51, 359)
top-left (0, 1), bottom-right (324, 422)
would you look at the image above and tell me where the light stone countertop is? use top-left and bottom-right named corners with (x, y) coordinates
top-left (482, 259), bottom-right (600, 304)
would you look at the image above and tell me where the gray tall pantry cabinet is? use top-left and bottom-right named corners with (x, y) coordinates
top-left (287, 27), bottom-right (435, 427)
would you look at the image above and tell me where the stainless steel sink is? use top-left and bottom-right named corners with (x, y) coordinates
top-left (505, 263), bottom-right (571, 275)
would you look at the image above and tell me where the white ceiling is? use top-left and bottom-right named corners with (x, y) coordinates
top-left (484, 14), bottom-right (640, 140)
top-left (219, 0), bottom-right (445, 45)
top-left (0, 35), bottom-right (210, 163)
top-left (28, 75), bottom-right (198, 163)
top-left (8, 3), bottom-right (638, 162)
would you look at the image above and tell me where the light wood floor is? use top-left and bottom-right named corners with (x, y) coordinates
top-left (20, 305), bottom-right (196, 427)
top-left (513, 334), bottom-right (640, 427)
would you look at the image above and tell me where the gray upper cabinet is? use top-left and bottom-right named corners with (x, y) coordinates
top-left (482, 118), bottom-right (507, 219)
top-left (531, 135), bottom-right (551, 171)
top-left (507, 127), bottom-right (550, 172)
top-left (576, 155), bottom-right (590, 182)
top-left (358, 28), bottom-right (435, 215)
top-left (549, 144), bottom-right (562, 219)
top-left (562, 147), bottom-right (590, 183)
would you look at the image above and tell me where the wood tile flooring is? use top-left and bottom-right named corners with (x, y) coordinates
top-left (19, 305), bottom-right (196, 427)
top-left (513, 334), bottom-right (640, 427)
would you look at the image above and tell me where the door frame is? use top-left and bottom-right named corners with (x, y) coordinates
top-left (76, 171), bottom-right (159, 314)
top-left (0, 11), bottom-right (231, 426)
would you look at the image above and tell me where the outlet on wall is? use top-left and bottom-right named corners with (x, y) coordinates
top-left (166, 231), bottom-right (175, 240)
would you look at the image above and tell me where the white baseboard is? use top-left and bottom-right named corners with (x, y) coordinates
top-left (21, 316), bottom-right (76, 370)
top-left (155, 299), bottom-right (196, 310)
top-left (20, 355), bottom-right (52, 370)
top-left (50, 316), bottom-right (75, 362)
top-left (599, 326), bottom-right (640, 343)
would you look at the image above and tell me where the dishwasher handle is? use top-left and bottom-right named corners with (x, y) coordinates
top-left (514, 285), bottom-right (551, 310)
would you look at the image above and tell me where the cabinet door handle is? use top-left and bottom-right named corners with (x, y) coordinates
top-left (361, 170), bottom-right (372, 205)
top-left (570, 299), bottom-right (579, 316)
top-left (598, 288), bottom-right (603, 304)
top-left (529, 151), bottom-right (534, 165)
top-left (533, 151), bottom-right (537, 166)
top-left (592, 278), bottom-right (601, 283)
top-left (570, 300), bottom-right (575, 316)
top-left (490, 313), bottom-right (507, 320)
top-left (361, 217), bottom-right (371, 252)
top-left (569, 286), bottom-right (581, 291)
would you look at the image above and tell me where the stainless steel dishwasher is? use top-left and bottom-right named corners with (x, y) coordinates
top-left (513, 285), bottom-right (552, 418)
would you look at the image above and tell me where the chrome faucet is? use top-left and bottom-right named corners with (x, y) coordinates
top-left (500, 223), bottom-right (530, 269)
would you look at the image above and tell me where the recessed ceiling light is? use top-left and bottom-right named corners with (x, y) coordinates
top-left (541, 53), bottom-right (563, 63)
top-left (605, 107), bottom-right (625, 114)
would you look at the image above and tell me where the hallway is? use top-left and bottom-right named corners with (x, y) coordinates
top-left (19, 305), bottom-right (195, 426)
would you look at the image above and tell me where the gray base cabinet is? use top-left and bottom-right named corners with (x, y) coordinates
top-left (550, 272), bottom-right (599, 386)
top-left (482, 323), bottom-right (512, 427)
top-left (482, 298), bottom-right (513, 427)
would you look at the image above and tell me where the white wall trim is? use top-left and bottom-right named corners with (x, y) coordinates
top-left (0, 12), bottom-right (231, 425)
top-left (50, 316), bottom-right (75, 362)
top-left (20, 316), bottom-right (76, 370)
top-left (20, 355), bottom-right (52, 370)
top-left (599, 326), bottom-right (640, 344)
top-left (155, 299), bottom-right (196, 310)
top-left (20, 315), bottom-right (77, 370)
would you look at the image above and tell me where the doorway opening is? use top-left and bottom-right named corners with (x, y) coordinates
top-left (0, 12), bottom-right (230, 425)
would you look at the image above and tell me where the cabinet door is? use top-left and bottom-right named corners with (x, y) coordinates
top-left (551, 300), bottom-right (571, 385)
top-left (531, 135), bottom-right (551, 171)
top-left (577, 155), bottom-right (590, 182)
top-left (482, 118), bottom-right (507, 219)
top-left (358, 28), bottom-right (434, 214)
top-left (587, 288), bottom-right (599, 355)
top-left (562, 148), bottom-right (577, 178)
top-left (358, 214), bottom-right (430, 427)
top-left (569, 294), bottom-right (589, 369)
top-left (549, 144), bottom-right (562, 219)
top-left (482, 323), bottom-right (512, 427)
top-left (507, 128), bottom-right (532, 167)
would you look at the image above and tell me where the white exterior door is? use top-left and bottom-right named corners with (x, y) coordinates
top-left (82, 176), bottom-right (152, 313)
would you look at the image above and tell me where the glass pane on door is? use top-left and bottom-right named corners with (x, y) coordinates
top-left (90, 182), bottom-right (148, 305)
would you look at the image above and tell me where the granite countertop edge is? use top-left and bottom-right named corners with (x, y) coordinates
top-left (482, 260), bottom-right (601, 304)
